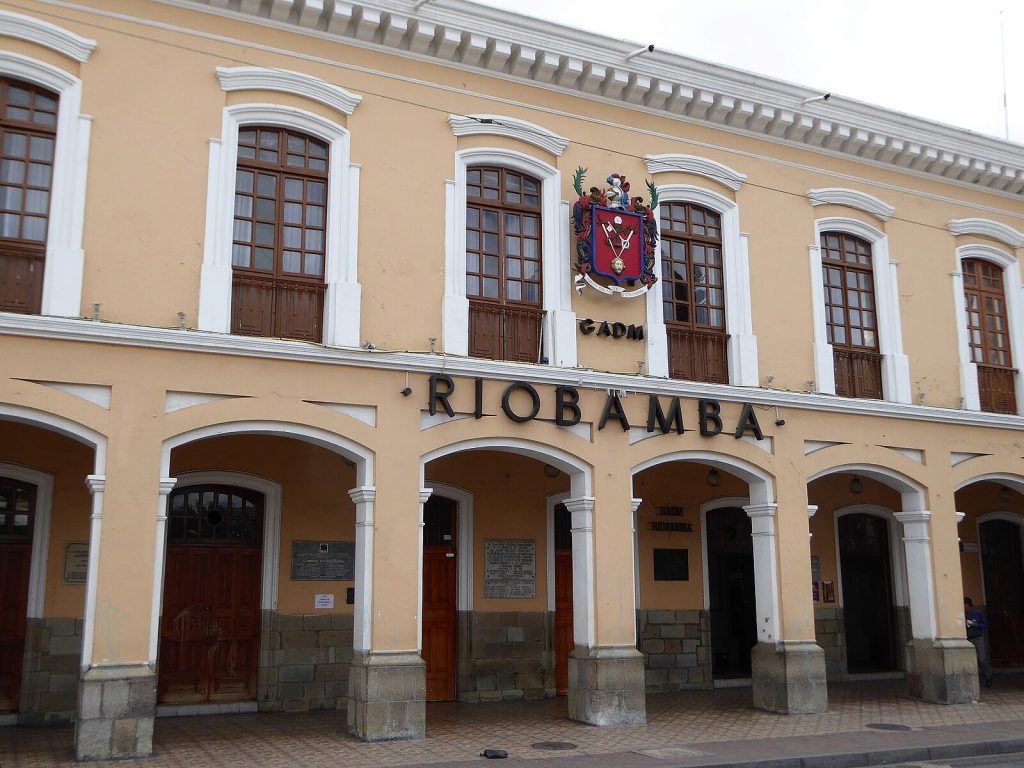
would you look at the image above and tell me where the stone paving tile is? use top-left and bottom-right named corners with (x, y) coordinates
top-left (3, 679), bottom-right (1024, 768)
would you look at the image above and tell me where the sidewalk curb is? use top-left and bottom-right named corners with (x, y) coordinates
top-left (665, 737), bottom-right (1024, 768)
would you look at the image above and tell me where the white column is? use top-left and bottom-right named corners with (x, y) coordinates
top-left (147, 477), bottom-right (177, 664)
top-left (645, 207), bottom-right (669, 378)
top-left (893, 510), bottom-right (938, 640)
top-left (565, 496), bottom-right (596, 647)
top-left (548, 200), bottom-right (578, 368)
top-left (416, 488), bottom-right (432, 650)
top-left (442, 179), bottom-right (469, 356)
top-left (349, 485), bottom-right (376, 652)
top-left (81, 475), bottom-right (105, 669)
top-left (879, 255), bottom-right (912, 404)
top-left (744, 503), bottom-right (781, 644)
top-left (950, 270), bottom-right (981, 411)
top-left (807, 504), bottom-right (818, 539)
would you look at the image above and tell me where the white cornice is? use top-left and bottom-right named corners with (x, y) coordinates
top-left (0, 9), bottom-right (96, 63)
top-left (448, 114), bottom-right (568, 156)
top-left (645, 154), bottom-right (746, 192)
top-left (948, 218), bottom-right (1024, 248)
top-left (2, 312), bottom-right (1024, 433)
top-left (216, 66), bottom-right (362, 115)
top-left (159, 0), bottom-right (1024, 197)
top-left (807, 188), bottom-right (895, 222)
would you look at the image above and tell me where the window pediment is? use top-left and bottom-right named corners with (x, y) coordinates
top-left (948, 218), bottom-right (1024, 249)
top-left (448, 114), bottom-right (569, 157)
top-left (645, 154), bottom-right (746, 192)
top-left (0, 10), bottom-right (96, 63)
top-left (807, 188), bottom-right (894, 222)
top-left (216, 66), bottom-right (362, 116)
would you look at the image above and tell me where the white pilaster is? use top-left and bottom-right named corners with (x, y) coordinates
top-left (565, 495), bottom-right (596, 647)
top-left (744, 502), bottom-right (781, 644)
top-left (893, 510), bottom-right (938, 640)
top-left (416, 488), bottom-right (432, 651)
top-left (81, 475), bottom-right (105, 669)
top-left (808, 244), bottom-right (835, 394)
top-left (631, 498), bottom-right (642, 610)
top-left (349, 485), bottom-right (376, 652)
top-left (147, 477), bottom-right (177, 664)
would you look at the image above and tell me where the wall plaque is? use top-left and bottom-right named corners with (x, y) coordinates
top-left (484, 538), bottom-right (536, 599)
top-left (290, 540), bottom-right (355, 581)
top-left (64, 542), bottom-right (89, 583)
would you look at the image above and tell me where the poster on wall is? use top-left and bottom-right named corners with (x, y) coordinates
top-left (484, 539), bottom-right (536, 599)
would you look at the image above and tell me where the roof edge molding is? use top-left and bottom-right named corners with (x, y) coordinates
top-left (182, 0), bottom-right (1024, 197)
top-left (645, 154), bottom-right (747, 191)
top-left (448, 114), bottom-right (570, 156)
top-left (807, 188), bottom-right (895, 222)
top-left (0, 9), bottom-right (96, 63)
top-left (216, 66), bottom-right (362, 116)
top-left (948, 218), bottom-right (1024, 248)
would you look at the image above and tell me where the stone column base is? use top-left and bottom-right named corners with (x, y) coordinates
top-left (751, 641), bottom-right (827, 714)
top-left (74, 663), bottom-right (156, 761)
top-left (347, 651), bottom-right (425, 741)
top-left (905, 638), bottom-right (979, 704)
top-left (568, 645), bottom-right (646, 726)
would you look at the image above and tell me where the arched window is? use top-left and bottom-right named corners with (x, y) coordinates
top-left (659, 201), bottom-right (728, 383)
top-left (0, 77), bottom-right (57, 314)
top-left (231, 126), bottom-right (328, 342)
top-left (963, 258), bottom-right (1016, 413)
top-left (465, 165), bottom-right (543, 362)
top-left (820, 231), bottom-right (882, 399)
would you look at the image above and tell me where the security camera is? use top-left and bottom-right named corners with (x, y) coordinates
top-left (801, 92), bottom-right (831, 105)
top-left (774, 418), bottom-right (786, 427)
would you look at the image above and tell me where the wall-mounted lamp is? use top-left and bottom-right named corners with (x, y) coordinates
top-left (849, 475), bottom-right (864, 495)
top-left (999, 486), bottom-right (1011, 503)
top-left (624, 44), bottom-right (655, 61)
top-left (543, 464), bottom-right (561, 479)
top-left (706, 468), bottom-right (722, 487)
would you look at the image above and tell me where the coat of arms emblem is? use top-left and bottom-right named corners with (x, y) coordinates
top-left (572, 168), bottom-right (658, 297)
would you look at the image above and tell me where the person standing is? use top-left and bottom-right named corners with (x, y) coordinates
top-left (965, 596), bottom-right (993, 688)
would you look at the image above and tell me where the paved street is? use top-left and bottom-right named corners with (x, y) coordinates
top-left (3, 678), bottom-right (1024, 768)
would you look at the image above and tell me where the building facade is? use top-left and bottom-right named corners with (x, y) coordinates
top-left (1, 0), bottom-right (1023, 761)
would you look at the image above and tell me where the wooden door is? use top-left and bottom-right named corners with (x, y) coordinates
top-left (838, 513), bottom-right (898, 673)
top-left (158, 486), bottom-right (263, 705)
top-left (422, 496), bottom-right (457, 701)
top-left (981, 520), bottom-right (1024, 667)
top-left (554, 503), bottom-right (573, 695)
top-left (706, 506), bottom-right (756, 679)
top-left (0, 478), bottom-right (36, 713)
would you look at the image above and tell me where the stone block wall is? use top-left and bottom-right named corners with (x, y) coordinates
top-left (813, 607), bottom-right (845, 679)
top-left (258, 611), bottom-right (354, 712)
top-left (19, 617), bottom-right (83, 724)
top-left (637, 610), bottom-right (711, 691)
top-left (457, 611), bottom-right (551, 702)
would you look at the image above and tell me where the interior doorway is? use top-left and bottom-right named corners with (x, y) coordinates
top-left (0, 477), bottom-right (35, 713)
top-left (553, 502), bottom-right (573, 695)
top-left (422, 495), bottom-right (457, 702)
top-left (705, 506), bottom-right (756, 679)
top-left (980, 518), bottom-right (1024, 667)
top-left (158, 485), bottom-right (263, 704)
top-left (838, 512), bottom-right (898, 673)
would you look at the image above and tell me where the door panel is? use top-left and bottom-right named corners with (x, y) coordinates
top-left (981, 520), bottom-right (1024, 667)
top-left (0, 543), bottom-right (31, 712)
top-left (554, 550), bottom-right (573, 695)
top-left (706, 507), bottom-right (756, 679)
top-left (838, 513), bottom-right (898, 673)
top-left (422, 496), bottom-right (457, 702)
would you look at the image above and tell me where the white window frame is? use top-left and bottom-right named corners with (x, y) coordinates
top-left (0, 51), bottom-right (92, 318)
top-left (198, 103), bottom-right (361, 347)
top-left (443, 147), bottom-right (576, 367)
top-left (951, 243), bottom-right (1024, 414)
top-left (810, 217), bottom-right (911, 403)
top-left (646, 184), bottom-right (758, 385)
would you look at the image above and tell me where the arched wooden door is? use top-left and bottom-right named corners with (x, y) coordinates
top-left (0, 478), bottom-right (36, 713)
top-left (554, 503), bottom-right (573, 695)
top-left (422, 495), bottom-right (457, 701)
top-left (980, 519), bottom-right (1024, 667)
top-left (838, 513), bottom-right (898, 673)
top-left (706, 506), bottom-right (756, 679)
top-left (158, 485), bottom-right (263, 704)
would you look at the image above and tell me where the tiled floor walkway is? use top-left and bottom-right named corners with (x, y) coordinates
top-left (4, 679), bottom-right (1024, 768)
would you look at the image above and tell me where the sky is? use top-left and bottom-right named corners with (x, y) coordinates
top-left (473, 0), bottom-right (1024, 145)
